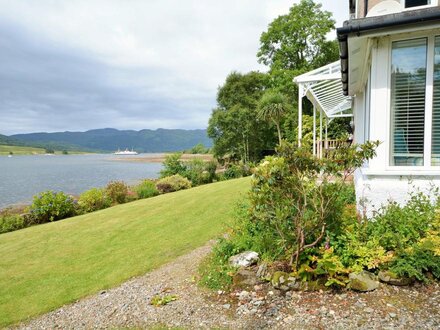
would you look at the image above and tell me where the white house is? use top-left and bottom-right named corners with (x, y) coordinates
top-left (295, 0), bottom-right (440, 214)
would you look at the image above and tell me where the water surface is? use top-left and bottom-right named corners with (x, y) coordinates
top-left (0, 154), bottom-right (162, 208)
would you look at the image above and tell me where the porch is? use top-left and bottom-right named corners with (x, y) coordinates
top-left (293, 61), bottom-right (353, 158)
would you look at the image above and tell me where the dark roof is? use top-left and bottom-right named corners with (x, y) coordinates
top-left (337, 7), bottom-right (440, 95)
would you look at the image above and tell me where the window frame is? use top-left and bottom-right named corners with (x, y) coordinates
top-left (388, 33), bottom-right (437, 168)
top-left (403, 0), bottom-right (438, 9)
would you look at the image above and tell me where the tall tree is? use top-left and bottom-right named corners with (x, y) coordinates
top-left (257, 0), bottom-right (340, 142)
top-left (208, 71), bottom-right (277, 162)
top-left (257, 0), bottom-right (337, 73)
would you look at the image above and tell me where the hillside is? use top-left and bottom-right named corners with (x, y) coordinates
top-left (10, 128), bottom-right (212, 153)
top-left (0, 145), bottom-right (46, 155)
top-left (0, 177), bottom-right (250, 327)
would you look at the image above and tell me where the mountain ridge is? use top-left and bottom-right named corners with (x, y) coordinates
top-left (9, 128), bottom-right (212, 153)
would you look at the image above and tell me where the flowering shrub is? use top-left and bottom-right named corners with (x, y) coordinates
top-left (156, 174), bottom-right (191, 194)
top-left (105, 181), bottom-right (129, 204)
top-left (29, 191), bottom-right (76, 223)
top-left (78, 188), bottom-right (112, 213)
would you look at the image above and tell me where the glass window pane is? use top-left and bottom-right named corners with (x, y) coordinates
top-left (433, 36), bottom-right (440, 166)
top-left (390, 38), bottom-right (427, 166)
top-left (405, 0), bottom-right (430, 8)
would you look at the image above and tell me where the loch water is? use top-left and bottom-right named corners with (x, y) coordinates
top-left (0, 154), bottom-right (163, 208)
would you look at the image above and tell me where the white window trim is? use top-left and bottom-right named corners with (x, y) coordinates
top-left (402, 0), bottom-right (438, 10)
top-left (386, 31), bottom-right (439, 169)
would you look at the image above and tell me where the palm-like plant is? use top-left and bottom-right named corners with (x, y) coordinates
top-left (257, 90), bottom-right (290, 145)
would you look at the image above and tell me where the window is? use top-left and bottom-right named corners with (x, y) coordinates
top-left (390, 38), bottom-right (427, 166)
top-left (404, 0), bottom-right (431, 8)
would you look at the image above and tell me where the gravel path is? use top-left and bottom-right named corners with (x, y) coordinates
top-left (13, 241), bottom-right (440, 330)
top-left (15, 241), bottom-right (255, 330)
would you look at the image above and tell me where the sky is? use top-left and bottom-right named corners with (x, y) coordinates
top-left (0, 0), bottom-right (348, 135)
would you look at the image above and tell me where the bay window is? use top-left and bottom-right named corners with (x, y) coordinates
top-left (390, 36), bottom-right (440, 167)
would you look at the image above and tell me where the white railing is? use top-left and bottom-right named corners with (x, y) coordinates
top-left (315, 139), bottom-right (352, 159)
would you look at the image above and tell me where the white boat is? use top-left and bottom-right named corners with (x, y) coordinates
top-left (114, 148), bottom-right (138, 155)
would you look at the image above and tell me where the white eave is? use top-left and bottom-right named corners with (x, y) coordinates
top-left (293, 61), bottom-right (352, 118)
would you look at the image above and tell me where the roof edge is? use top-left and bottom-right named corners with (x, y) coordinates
top-left (337, 7), bottom-right (440, 95)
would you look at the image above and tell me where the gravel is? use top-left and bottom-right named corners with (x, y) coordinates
top-left (12, 242), bottom-right (440, 330)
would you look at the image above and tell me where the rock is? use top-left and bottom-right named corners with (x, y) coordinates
top-left (349, 271), bottom-right (379, 292)
top-left (271, 271), bottom-right (296, 291)
top-left (256, 262), bottom-right (268, 279)
top-left (378, 270), bottom-right (414, 286)
top-left (229, 251), bottom-right (259, 267)
top-left (222, 303), bottom-right (231, 310)
top-left (233, 269), bottom-right (258, 289)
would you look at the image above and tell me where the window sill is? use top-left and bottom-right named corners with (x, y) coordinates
top-left (361, 168), bottom-right (440, 176)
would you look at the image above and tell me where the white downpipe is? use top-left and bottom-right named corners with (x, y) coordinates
top-left (313, 105), bottom-right (316, 156)
top-left (319, 110), bottom-right (323, 158)
top-left (298, 86), bottom-right (303, 147)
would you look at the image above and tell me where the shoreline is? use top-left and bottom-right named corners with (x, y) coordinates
top-left (111, 153), bottom-right (213, 163)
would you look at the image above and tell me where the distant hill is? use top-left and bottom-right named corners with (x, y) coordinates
top-left (10, 128), bottom-right (212, 153)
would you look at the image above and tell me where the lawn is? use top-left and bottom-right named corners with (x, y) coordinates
top-left (0, 177), bottom-right (250, 327)
top-left (0, 145), bottom-right (46, 155)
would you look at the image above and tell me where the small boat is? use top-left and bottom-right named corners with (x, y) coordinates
top-left (114, 148), bottom-right (138, 155)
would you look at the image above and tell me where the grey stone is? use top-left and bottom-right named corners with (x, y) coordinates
top-left (229, 251), bottom-right (259, 267)
top-left (233, 269), bottom-right (258, 289)
top-left (271, 271), bottom-right (296, 291)
top-left (378, 270), bottom-right (414, 286)
top-left (256, 262), bottom-right (268, 279)
top-left (349, 271), bottom-right (379, 292)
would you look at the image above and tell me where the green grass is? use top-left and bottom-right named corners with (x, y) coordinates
top-left (0, 177), bottom-right (250, 327)
top-left (0, 145), bottom-right (89, 155)
top-left (0, 145), bottom-right (46, 155)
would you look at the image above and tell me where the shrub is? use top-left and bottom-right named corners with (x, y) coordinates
top-left (78, 188), bottom-right (111, 213)
top-left (155, 175), bottom-right (191, 194)
top-left (249, 141), bottom-right (378, 269)
top-left (185, 158), bottom-right (206, 186)
top-left (367, 191), bottom-right (437, 251)
top-left (185, 158), bottom-right (218, 186)
top-left (135, 180), bottom-right (159, 199)
top-left (29, 191), bottom-right (76, 223)
top-left (105, 181), bottom-right (129, 204)
top-left (332, 191), bottom-right (440, 281)
top-left (160, 153), bottom-right (187, 178)
top-left (0, 209), bottom-right (28, 234)
top-left (223, 164), bottom-right (244, 179)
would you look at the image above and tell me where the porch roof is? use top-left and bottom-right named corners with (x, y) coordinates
top-left (293, 61), bottom-right (352, 119)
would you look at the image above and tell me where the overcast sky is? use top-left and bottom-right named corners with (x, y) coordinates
top-left (0, 0), bottom-right (347, 135)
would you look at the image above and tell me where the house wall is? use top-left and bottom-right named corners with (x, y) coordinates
top-left (356, 0), bottom-right (440, 18)
top-left (353, 34), bottom-right (440, 216)
top-left (354, 170), bottom-right (440, 216)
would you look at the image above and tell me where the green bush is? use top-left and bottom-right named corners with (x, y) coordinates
top-left (367, 192), bottom-right (437, 251)
top-left (78, 188), bottom-right (111, 213)
top-left (105, 181), bottom-right (129, 204)
top-left (0, 209), bottom-right (28, 234)
top-left (29, 191), bottom-right (76, 223)
top-left (155, 175), bottom-right (191, 194)
top-left (160, 153), bottom-right (187, 178)
top-left (332, 191), bottom-right (440, 281)
top-left (135, 180), bottom-right (159, 199)
top-left (185, 158), bottom-right (218, 186)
